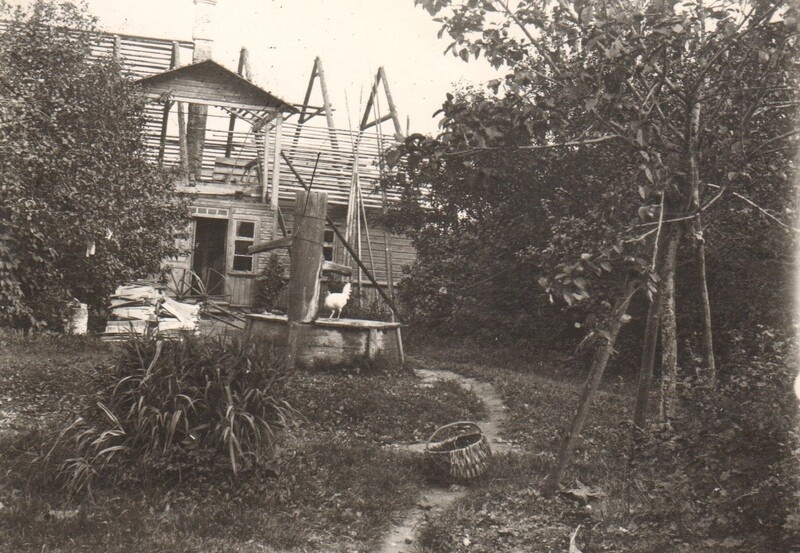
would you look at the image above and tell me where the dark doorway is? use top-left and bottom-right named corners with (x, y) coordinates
top-left (192, 217), bottom-right (227, 296)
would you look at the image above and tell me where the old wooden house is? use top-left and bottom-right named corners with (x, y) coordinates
top-left (136, 56), bottom-right (413, 308)
top-left (31, 0), bottom-right (415, 309)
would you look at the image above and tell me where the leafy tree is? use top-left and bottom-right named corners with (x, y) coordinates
top-left (404, 0), bottom-right (798, 492)
top-left (384, 88), bottom-right (639, 343)
top-left (0, 0), bottom-right (189, 330)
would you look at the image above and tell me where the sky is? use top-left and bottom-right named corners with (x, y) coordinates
top-left (13, 0), bottom-right (500, 134)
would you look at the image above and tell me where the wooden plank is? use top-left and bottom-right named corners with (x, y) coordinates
top-left (248, 235), bottom-right (293, 254)
top-left (321, 260), bottom-right (352, 276)
top-left (270, 117), bottom-right (283, 209)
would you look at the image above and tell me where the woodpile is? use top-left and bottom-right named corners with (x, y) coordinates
top-left (102, 283), bottom-right (200, 340)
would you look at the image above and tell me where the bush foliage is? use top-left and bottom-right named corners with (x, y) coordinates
top-left (0, 1), bottom-right (189, 330)
top-left (254, 254), bottom-right (286, 311)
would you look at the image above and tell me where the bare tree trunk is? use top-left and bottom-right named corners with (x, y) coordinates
top-left (659, 225), bottom-right (681, 422)
top-left (633, 280), bottom-right (662, 430)
top-left (695, 235), bottom-right (716, 385)
top-left (686, 101), bottom-right (716, 384)
top-left (542, 282), bottom-right (639, 496)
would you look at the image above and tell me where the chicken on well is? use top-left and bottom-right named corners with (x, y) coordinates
top-left (324, 282), bottom-right (351, 319)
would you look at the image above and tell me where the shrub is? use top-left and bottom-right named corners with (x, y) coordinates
top-left (1, 2), bottom-right (189, 330)
top-left (629, 327), bottom-right (799, 551)
top-left (342, 288), bottom-right (394, 322)
top-left (43, 334), bottom-right (295, 499)
top-left (254, 254), bottom-right (286, 311)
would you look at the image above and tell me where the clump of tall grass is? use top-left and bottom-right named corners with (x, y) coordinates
top-left (42, 334), bottom-right (295, 500)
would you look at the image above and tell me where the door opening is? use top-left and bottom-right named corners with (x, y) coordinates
top-left (192, 217), bottom-right (228, 296)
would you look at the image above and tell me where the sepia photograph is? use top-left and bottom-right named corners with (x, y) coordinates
top-left (0, 0), bottom-right (798, 551)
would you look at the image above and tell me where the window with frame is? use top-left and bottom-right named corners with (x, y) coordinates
top-left (232, 221), bottom-right (256, 272)
top-left (323, 229), bottom-right (335, 262)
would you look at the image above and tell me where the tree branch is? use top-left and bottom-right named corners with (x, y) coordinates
top-left (747, 129), bottom-right (800, 158)
top-left (441, 134), bottom-right (620, 157)
top-left (493, 0), bottom-right (562, 77)
top-left (705, 183), bottom-right (800, 233)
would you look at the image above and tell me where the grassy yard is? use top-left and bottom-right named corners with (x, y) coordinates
top-left (1, 332), bottom-right (795, 552)
top-left (0, 333), bottom-right (484, 552)
top-left (407, 339), bottom-right (798, 553)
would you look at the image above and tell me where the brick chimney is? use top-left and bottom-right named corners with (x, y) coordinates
top-left (186, 0), bottom-right (216, 180)
top-left (192, 0), bottom-right (216, 62)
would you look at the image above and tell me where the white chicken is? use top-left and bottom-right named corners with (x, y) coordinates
top-left (324, 282), bottom-right (351, 319)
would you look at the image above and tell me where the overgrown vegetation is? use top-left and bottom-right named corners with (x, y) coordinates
top-left (0, 0), bottom-right (189, 330)
top-left (409, 332), bottom-right (799, 552)
top-left (392, 0), bottom-right (799, 495)
top-left (40, 335), bottom-right (295, 500)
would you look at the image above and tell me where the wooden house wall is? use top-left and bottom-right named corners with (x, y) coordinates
top-left (0, 21), bottom-right (193, 78)
top-left (277, 199), bottom-right (413, 288)
top-left (165, 198), bottom-right (275, 307)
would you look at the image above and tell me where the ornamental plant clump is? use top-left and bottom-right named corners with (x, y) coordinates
top-left (254, 253), bottom-right (286, 311)
top-left (44, 335), bottom-right (296, 500)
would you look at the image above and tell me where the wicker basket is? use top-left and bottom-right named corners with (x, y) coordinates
top-left (425, 421), bottom-right (492, 480)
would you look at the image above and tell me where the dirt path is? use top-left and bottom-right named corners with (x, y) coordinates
top-left (378, 365), bottom-right (519, 553)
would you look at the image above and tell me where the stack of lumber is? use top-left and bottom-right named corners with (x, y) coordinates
top-left (158, 297), bottom-right (201, 338)
top-left (103, 283), bottom-right (200, 340)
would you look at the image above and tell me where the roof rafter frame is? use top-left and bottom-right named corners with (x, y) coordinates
top-left (284, 57), bottom-right (339, 164)
top-left (225, 47), bottom-right (253, 157)
top-left (359, 67), bottom-right (402, 137)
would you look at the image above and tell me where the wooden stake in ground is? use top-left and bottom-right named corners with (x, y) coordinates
top-left (542, 282), bottom-right (639, 497)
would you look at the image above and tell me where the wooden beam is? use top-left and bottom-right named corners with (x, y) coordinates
top-left (177, 101), bottom-right (188, 176)
top-left (360, 71), bottom-right (380, 131)
top-left (225, 47), bottom-right (251, 157)
top-left (378, 67), bottom-right (403, 137)
top-left (270, 117), bottom-right (283, 209)
top-left (321, 260), bottom-right (352, 276)
top-left (248, 235), bottom-right (293, 254)
top-left (360, 113), bottom-right (393, 131)
top-left (141, 93), bottom-right (280, 113)
top-left (276, 203), bottom-right (288, 237)
top-left (113, 35), bottom-right (121, 60)
top-left (314, 57), bottom-right (338, 149)
top-left (297, 58), bottom-right (320, 124)
top-left (158, 42), bottom-right (181, 166)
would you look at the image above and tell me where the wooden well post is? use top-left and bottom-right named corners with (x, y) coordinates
top-left (285, 190), bottom-right (327, 369)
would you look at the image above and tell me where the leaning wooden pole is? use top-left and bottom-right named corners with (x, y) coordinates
top-left (281, 151), bottom-right (402, 320)
top-left (225, 47), bottom-right (251, 157)
top-left (285, 190), bottom-right (327, 370)
top-left (542, 282), bottom-right (639, 496)
top-left (633, 225), bottom-right (669, 431)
